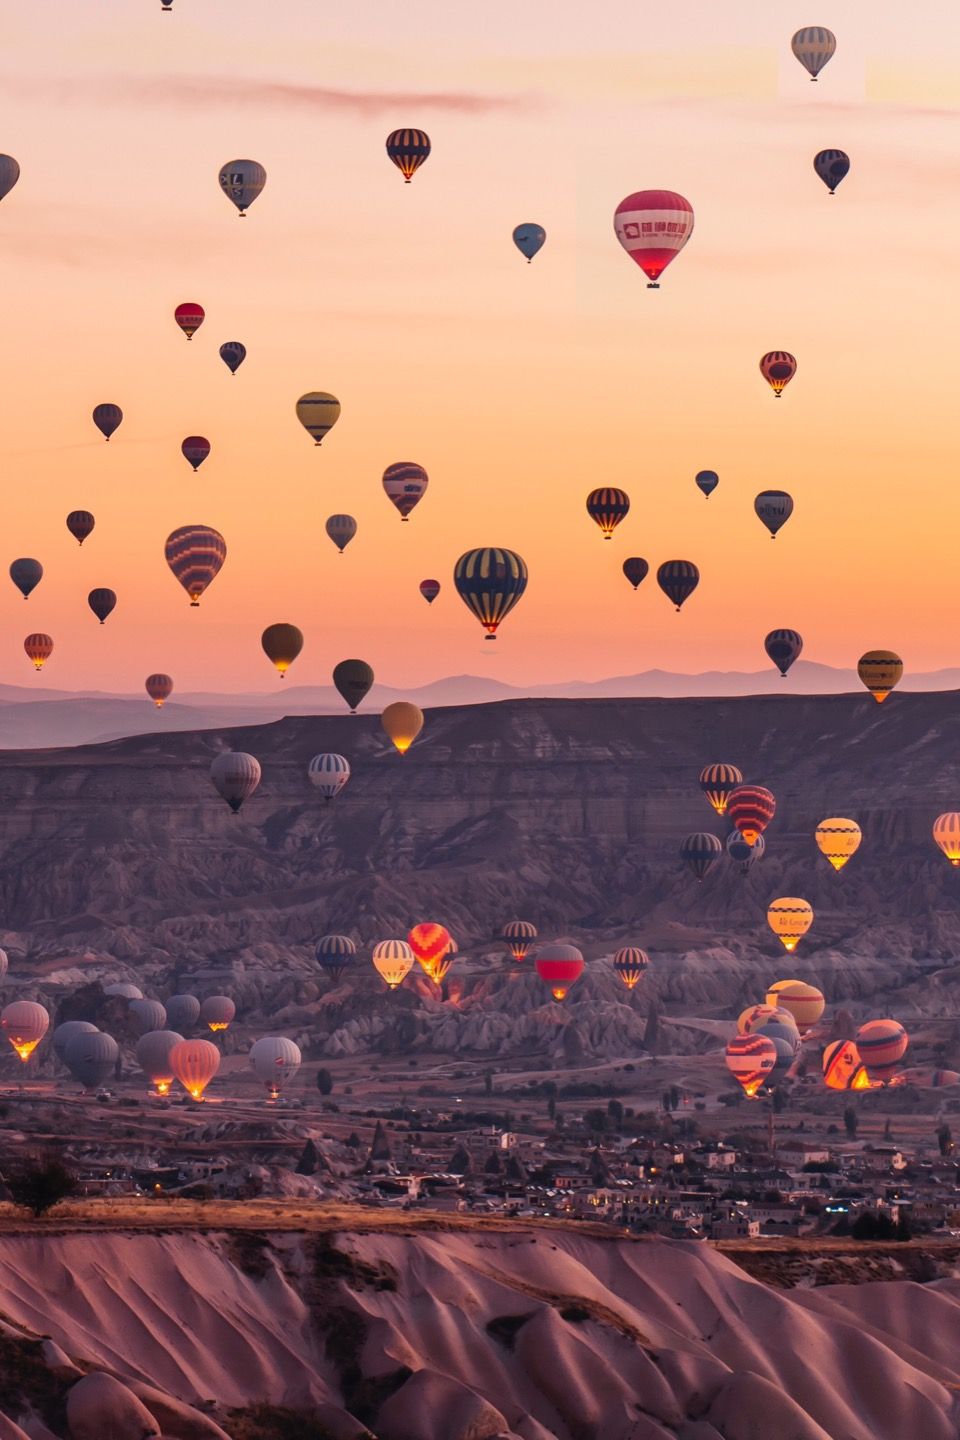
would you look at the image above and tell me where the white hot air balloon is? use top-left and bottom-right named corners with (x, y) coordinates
top-left (250, 1036), bottom-right (302, 1098)
top-left (210, 752), bottom-right (261, 813)
top-left (308, 753), bottom-right (351, 801)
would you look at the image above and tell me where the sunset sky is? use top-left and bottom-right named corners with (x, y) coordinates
top-left (2, 1), bottom-right (958, 692)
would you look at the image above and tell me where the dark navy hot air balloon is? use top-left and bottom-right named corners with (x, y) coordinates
top-left (622, 557), bottom-right (649, 590)
top-left (9, 559), bottom-right (42, 600)
top-left (814, 149), bottom-right (850, 194)
top-left (586, 488), bottom-right (630, 539)
top-left (219, 342), bottom-right (246, 375)
top-left (67, 511), bottom-right (95, 546)
top-left (695, 470), bottom-right (719, 498)
top-left (657, 560), bottom-right (699, 611)
top-left (333, 659), bottom-right (374, 713)
top-left (512, 224), bottom-right (546, 263)
top-left (88, 588), bottom-right (116, 624)
top-left (765, 628), bottom-right (803, 677)
top-left (755, 490), bottom-right (794, 538)
top-left (680, 832), bottom-right (723, 882)
top-left (386, 129), bottom-right (431, 182)
top-left (454, 548), bottom-right (528, 640)
top-left (93, 404), bottom-right (123, 441)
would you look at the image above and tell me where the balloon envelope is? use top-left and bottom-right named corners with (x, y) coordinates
top-left (250, 1036), bottom-right (301, 1094)
top-left (765, 628), bottom-right (803, 676)
top-left (933, 813), bottom-right (960, 867)
top-left (755, 491), bottom-right (794, 538)
top-left (534, 943), bottom-right (584, 1002)
top-left (53, 1020), bottom-right (98, 1062)
top-left (765, 979), bottom-right (824, 1034)
top-left (174, 302), bottom-right (204, 339)
top-left (513, 223), bottom-right (546, 261)
top-left (420, 579), bottom-right (441, 604)
top-left (614, 190), bottom-right (694, 286)
top-left (333, 659), bottom-right (374, 712)
top-left (622, 557), bottom-right (649, 590)
top-left (586, 487), bottom-right (630, 539)
top-left (1, 1001), bottom-right (49, 1061)
top-left (129, 998), bottom-right (167, 1035)
top-left (88, 588), bottom-right (117, 624)
top-left (145, 673), bottom-right (174, 707)
top-left (725, 1033), bottom-right (777, 1097)
top-left (218, 159), bottom-right (266, 214)
top-left (326, 514), bottom-right (357, 552)
top-left (814, 149), bottom-right (849, 192)
top-left (695, 470), bottom-right (718, 498)
top-left (792, 26), bottom-right (836, 79)
top-left (858, 650), bottom-right (903, 703)
top-left (296, 392), bottom-right (340, 445)
top-left (656, 560), bottom-right (699, 611)
top-left (308, 753), bottom-right (350, 800)
top-left (219, 341), bottom-right (246, 374)
top-left (726, 785), bottom-right (776, 846)
top-left (64, 1030), bottom-right (118, 1089)
top-left (200, 995), bottom-right (236, 1032)
top-left (210, 752), bottom-right (261, 812)
top-left (67, 511), bottom-right (95, 546)
top-left (10, 558), bottom-right (42, 600)
top-left (382, 701), bottom-right (423, 754)
top-left (383, 462), bottom-right (428, 520)
top-left (24, 634), bottom-right (53, 671)
top-left (502, 919), bottom-right (537, 961)
top-left (700, 764), bottom-right (743, 817)
top-left (93, 403), bottom-right (123, 441)
top-left (165, 994), bottom-right (200, 1031)
top-left (261, 623), bottom-right (304, 677)
top-left (316, 934), bottom-right (357, 981)
top-left (613, 946), bottom-right (649, 990)
top-left (135, 1029), bottom-right (184, 1094)
top-left (372, 940), bottom-right (415, 989)
top-left (815, 817), bottom-right (862, 871)
top-left (856, 1019), bottom-right (908, 1083)
top-left (760, 352), bottom-right (797, 396)
top-left (386, 128), bottom-right (431, 180)
top-left (767, 897), bottom-right (814, 952)
top-left (454, 548), bottom-right (528, 639)
top-left (181, 436), bottom-right (211, 472)
top-left (680, 832), bottom-right (723, 881)
top-left (165, 525), bottom-right (227, 606)
top-left (0, 155), bottom-right (20, 203)
top-left (169, 1038), bottom-right (220, 1099)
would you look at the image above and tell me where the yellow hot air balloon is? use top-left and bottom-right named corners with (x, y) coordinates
top-left (372, 940), bottom-right (415, 989)
top-left (296, 392), bottom-right (341, 446)
top-left (858, 650), bottom-right (903, 703)
top-left (765, 979), bottom-right (825, 1034)
top-left (381, 701), bottom-right (423, 754)
top-left (933, 813), bottom-right (960, 867)
top-left (767, 897), bottom-right (813, 952)
top-left (815, 817), bottom-right (862, 872)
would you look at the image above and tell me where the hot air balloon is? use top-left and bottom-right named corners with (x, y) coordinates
top-left (858, 650), bottom-right (903, 703)
top-left (700, 764), bottom-right (743, 817)
top-left (386, 128), bottom-right (431, 181)
top-left (695, 470), bottom-right (719, 499)
top-left (753, 1009), bottom-right (801, 1054)
top-left (104, 982), bottom-right (143, 1000)
top-left (764, 628), bottom-right (803, 676)
top-left (765, 980), bottom-right (825, 1034)
top-left (218, 159), bottom-right (267, 215)
top-left (165, 525), bottom-right (227, 605)
top-left (53, 1020), bottom-right (98, 1063)
top-left (680, 832), bottom-right (723, 882)
top-left (1, 1001), bottom-right (49, 1061)
top-left (308, 753), bottom-right (351, 801)
top-left (420, 579), bottom-right (441, 604)
top-left (161, 1), bottom-right (173, 11)
top-left (613, 190), bottom-right (694, 288)
top-left (129, 998), bottom-right (167, 1036)
top-left (814, 149), bottom-right (849, 193)
top-left (727, 785), bottom-right (776, 845)
top-left (502, 920), bottom-right (537, 962)
top-left (900, 1067), bottom-right (960, 1089)
top-left (175, 302), bottom-right (204, 340)
top-left (823, 1039), bottom-right (871, 1090)
top-left (933, 813), bottom-right (960, 867)
top-left (383, 462), bottom-right (428, 520)
top-left (135, 1029), bottom-right (184, 1095)
top-left (250, 1036), bottom-right (301, 1097)
top-left (181, 436), bottom-right (211, 472)
top-left (261, 623), bottom-right (303, 678)
top-left (296, 392), bottom-right (341, 445)
top-left (622, 558), bottom-right (649, 590)
top-left (333, 659), bottom-right (374, 713)
top-left (64, 1030), bottom-right (119, 1090)
top-left (656, 560), bottom-right (699, 611)
top-left (725, 1033), bottom-right (777, 1097)
top-left (767, 897), bottom-right (814, 952)
top-left (10, 558), bottom-right (42, 599)
top-left (372, 940), bottom-right (415, 990)
top-left (408, 923), bottom-right (452, 980)
top-left (88, 588), bottom-right (116, 624)
top-left (815, 817), bottom-right (862, 871)
top-left (737, 1002), bottom-right (781, 1035)
top-left (146, 674), bottom-right (173, 707)
top-left (0, 155), bottom-right (20, 203)
top-left (382, 701), bottom-right (423, 754)
top-left (219, 341), bottom-right (246, 375)
top-left (613, 947), bottom-right (649, 991)
top-left (535, 942), bottom-right (584, 1002)
top-left (755, 491), bottom-right (794, 538)
top-left (513, 223), bottom-right (546, 262)
top-left (316, 934), bottom-right (356, 983)
top-left (24, 634), bottom-right (53, 672)
top-left (727, 830), bottom-right (765, 873)
top-left (791, 26), bottom-right (836, 80)
top-left (165, 994), bottom-right (200, 1032)
top-left (209, 751), bottom-right (261, 812)
top-left (856, 1019), bottom-right (908, 1085)
top-left (200, 995), bottom-right (235, 1032)
top-left (766, 1034), bottom-right (799, 1085)
top-left (67, 511), bottom-right (95, 546)
top-left (586, 488), bottom-right (630, 539)
top-left (169, 1038), bottom-right (220, 1099)
top-left (326, 515), bottom-right (357, 553)
top-left (454, 547), bottom-right (528, 640)
top-left (760, 352), bottom-right (797, 396)
top-left (93, 404), bottom-right (123, 441)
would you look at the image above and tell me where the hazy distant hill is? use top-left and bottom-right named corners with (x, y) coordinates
top-left (4, 660), bottom-right (960, 749)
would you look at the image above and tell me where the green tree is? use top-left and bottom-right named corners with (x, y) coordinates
top-left (484, 1068), bottom-right (494, 1097)
top-left (607, 1099), bottom-right (624, 1130)
top-left (938, 1122), bottom-right (953, 1157)
top-left (843, 1105), bottom-right (858, 1140)
top-left (316, 1068), bottom-right (334, 1096)
top-left (7, 1157), bottom-right (78, 1217)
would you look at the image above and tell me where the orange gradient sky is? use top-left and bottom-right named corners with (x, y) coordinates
top-left (2, 1), bottom-right (959, 692)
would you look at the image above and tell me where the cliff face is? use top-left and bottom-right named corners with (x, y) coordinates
top-left (0, 1224), bottom-right (958, 1440)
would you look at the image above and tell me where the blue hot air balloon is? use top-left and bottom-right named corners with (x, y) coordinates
top-left (512, 224), bottom-right (546, 263)
top-left (695, 470), bottom-right (719, 499)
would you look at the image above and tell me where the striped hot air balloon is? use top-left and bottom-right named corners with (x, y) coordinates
top-left (767, 897), bottom-right (814, 952)
top-left (822, 1039), bottom-right (871, 1090)
top-left (145, 673), bottom-right (174, 707)
top-left (613, 947), bottom-right (649, 991)
top-left (408, 923), bottom-right (452, 980)
top-left (372, 940), bottom-right (415, 989)
top-left (765, 979), bottom-right (825, 1034)
top-left (725, 1033), bottom-right (776, 1097)
top-left (454, 547), bottom-right (528, 640)
top-left (383, 462), bottom-right (428, 520)
top-left (0, 155), bottom-right (20, 203)
top-left (858, 650), bottom-right (903, 703)
top-left (502, 919), bottom-right (537, 962)
top-left (737, 1003), bottom-right (780, 1035)
top-left (586, 488), bottom-right (630, 539)
top-left (622, 558), bottom-right (649, 590)
top-left (727, 830), bottom-right (765, 873)
top-left (933, 813), bottom-right (960, 867)
top-left (67, 511), bottom-right (95, 545)
top-left (699, 763), bottom-right (743, 817)
top-left (815, 817), bottom-right (862, 871)
top-left (791, 26), bottom-right (836, 80)
top-left (209, 752), bottom-right (261, 813)
top-left (181, 436), bottom-right (211, 472)
top-left (93, 403), bottom-right (123, 441)
top-left (856, 1019), bottom-right (908, 1084)
top-left (680, 832), bottom-right (723, 882)
top-left (765, 628), bottom-right (803, 676)
top-left (308, 753), bottom-right (351, 801)
top-left (386, 128), bottom-right (431, 181)
top-left (316, 934), bottom-right (356, 982)
top-left (24, 634), bottom-right (53, 672)
top-left (727, 785), bottom-right (776, 845)
top-left (755, 491), bottom-right (794, 539)
top-left (535, 943), bottom-right (584, 1002)
top-left (165, 525), bottom-right (227, 606)
top-left (174, 302), bottom-right (204, 339)
top-left (296, 392), bottom-right (341, 445)
top-left (218, 159), bottom-right (267, 215)
top-left (814, 149), bottom-right (850, 193)
top-left (326, 515), bottom-right (357, 553)
top-left (760, 352), bottom-right (797, 396)
top-left (656, 560), bottom-right (699, 611)
top-left (613, 190), bottom-right (694, 288)
top-left (88, 588), bottom-right (117, 624)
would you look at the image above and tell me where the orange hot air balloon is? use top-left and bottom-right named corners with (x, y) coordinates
top-left (261, 623), bottom-right (303, 678)
top-left (408, 923), bottom-right (452, 980)
top-left (382, 701), bottom-right (423, 754)
top-left (146, 673), bottom-right (173, 707)
top-left (1, 1001), bottom-right (50, 1062)
top-left (725, 1032), bottom-right (777, 1097)
top-left (856, 1019), bottom-right (908, 1084)
top-left (767, 897), bottom-right (814, 952)
top-left (175, 302), bottom-right (205, 340)
top-left (933, 813), bottom-right (960, 867)
top-left (169, 1038), bottom-right (220, 1099)
top-left (765, 979), bottom-right (825, 1034)
top-left (822, 1040), bottom-right (871, 1091)
top-left (535, 943), bottom-right (584, 1001)
top-left (24, 633), bottom-right (53, 672)
top-left (726, 785), bottom-right (776, 846)
top-left (815, 818), bottom-right (862, 871)
top-left (857, 650), bottom-right (903, 703)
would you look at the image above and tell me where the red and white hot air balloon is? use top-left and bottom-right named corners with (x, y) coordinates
top-left (613, 190), bottom-right (694, 288)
